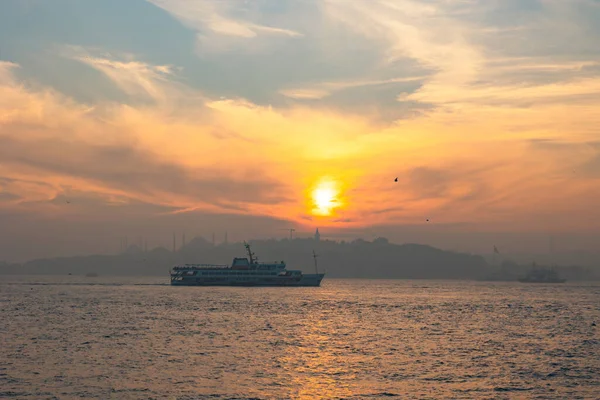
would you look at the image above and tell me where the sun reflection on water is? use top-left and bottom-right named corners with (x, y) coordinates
top-left (278, 319), bottom-right (355, 399)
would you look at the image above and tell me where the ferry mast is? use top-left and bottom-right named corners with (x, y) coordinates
top-left (244, 241), bottom-right (256, 265)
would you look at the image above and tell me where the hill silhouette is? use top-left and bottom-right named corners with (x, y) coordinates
top-left (1, 236), bottom-right (494, 279)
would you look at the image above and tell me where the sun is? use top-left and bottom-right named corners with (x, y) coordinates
top-left (314, 187), bottom-right (336, 210)
top-left (310, 179), bottom-right (342, 216)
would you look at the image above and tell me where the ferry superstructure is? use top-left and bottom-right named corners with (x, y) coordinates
top-left (518, 266), bottom-right (566, 283)
top-left (170, 242), bottom-right (325, 287)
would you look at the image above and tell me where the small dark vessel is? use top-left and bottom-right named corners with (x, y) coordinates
top-left (518, 265), bottom-right (566, 283)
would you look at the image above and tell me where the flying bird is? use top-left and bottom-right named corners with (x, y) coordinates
top-left (394, 177), bottom-right (398, 182)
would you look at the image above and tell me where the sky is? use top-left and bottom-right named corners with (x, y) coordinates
top-left (1, 0), bottom-right (600, 262)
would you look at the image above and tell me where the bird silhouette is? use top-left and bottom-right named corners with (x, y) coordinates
top-left (394, 177), bottom-right (398, 182)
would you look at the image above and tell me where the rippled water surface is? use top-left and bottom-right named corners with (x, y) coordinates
top-left (1, 276), bottom-right (599, 399)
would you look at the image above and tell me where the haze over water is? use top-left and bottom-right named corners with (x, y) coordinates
top-left (2, 276), bottom-right (599, 399)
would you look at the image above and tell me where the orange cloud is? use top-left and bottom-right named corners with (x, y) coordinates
top-left (1, 49), bottom-right (600, 234)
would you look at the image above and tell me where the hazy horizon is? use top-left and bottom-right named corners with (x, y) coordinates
top-left (3, 228), bottom-right (600, 267)
top-left (1, 0), bottom-right (600, 263)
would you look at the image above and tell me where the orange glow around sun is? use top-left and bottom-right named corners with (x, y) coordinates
top-left (309, 178), bottom-right (343, 217)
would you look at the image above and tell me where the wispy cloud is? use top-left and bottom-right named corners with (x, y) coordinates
top-left (322, 0), bottom-right (483, 84)
top-left (402, 77), bottom-right (600, 107)
top-left (0, 61), bottom-right (19, 85)
top-left (63, 46), bottom-right (181, 103)
top-left (147, 0), bottom-right (302, 53)
top-left (489, 59), bottom-right (600, 73)
top-left (280, 76), bottom-right (425, 100)
top-left (321, 0), bottom-right (600, 121)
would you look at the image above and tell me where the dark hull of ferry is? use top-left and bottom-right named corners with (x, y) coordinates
top-left (171, 273), bottom-right (325, 287)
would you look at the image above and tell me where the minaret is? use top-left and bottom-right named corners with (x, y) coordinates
top-left (314, 228), bottom-right (320, 241)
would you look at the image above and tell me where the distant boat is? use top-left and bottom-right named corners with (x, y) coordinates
top-left (518, 265), bottom-right (566, 283)
top-left (170, 242), bottom-right (325, 287)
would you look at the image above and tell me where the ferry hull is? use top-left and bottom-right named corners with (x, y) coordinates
top-left (171, 273), bottom-right (325, 287)
top-left (518, 278), bottom-right (566, 283)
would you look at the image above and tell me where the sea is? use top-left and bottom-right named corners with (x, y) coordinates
top-left (1, 276), bottom-right (599, 400)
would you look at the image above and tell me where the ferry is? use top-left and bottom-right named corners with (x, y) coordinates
top-left (170, 242), bottom-right (325, 287)
top-left (518, 265), bottom-right (566, 283)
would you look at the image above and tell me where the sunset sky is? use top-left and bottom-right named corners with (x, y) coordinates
top-left (1, 0), bottom-right (600, 261)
